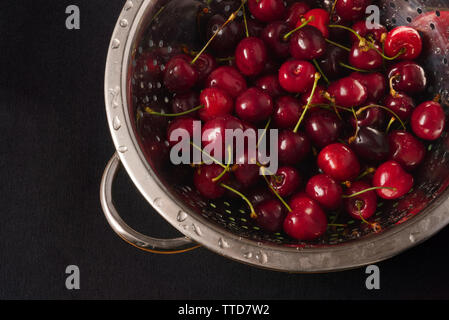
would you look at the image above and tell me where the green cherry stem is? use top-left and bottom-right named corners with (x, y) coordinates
top-left (356, 104), bottom-right (406, 130)
top-left (348, 107), bottom-right (359, 144)
top-left (145, 105), bottom-right (204, 117)
top-left (212, 146), bottom-right (233, 182)
top-left (257, 117), bottom-right (272, 148)
top-left (282, 17), bottom-right (313, 41)
top-left (190, 142), bottom-right (227, 169)
top-left (220, 183), bottom-right (257, 219)
top-left (312, 59), bottom-right (330, 84)
top-left (261, 167), bottom-right (292, 213)
top-left (325, 38), bottom-right (351, 52)
top-left (293, 72), bottom-right (321, 133)
top-left (242, 0), bottom-right (250, 38)
top-left (339, 62), bottom-right (371, 73)
top-left (342, 187), bottom-right (396, 199)
top-left (386, 117), bottom-right (396, 133)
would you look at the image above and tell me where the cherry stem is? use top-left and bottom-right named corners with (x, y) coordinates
top-left (328, 223), bottom-right (347, 227)
top-left (325, 38), bottom-right (351, 52)
top-left (282, 17), bottom-right (313, 41)
top-left (311, 103), bottom-right (352, 113)
top-left (220, 183), bottom-right (257, 219)
top-left (356, 167), bottom-right (375, 180)
top-left (212, 146), bottom-right (232, 182)
top-left (342, 186), bottom-right (396, 199)
top-left (190, 142), bottom-right (227, 169)
top-left (386, 116), bottom-right (396, 133)
top-left (216, 56), bottom-right (235, 62)
top-left (357, 206), bottom-right (382, 233)
top-left (312, 59), bottom-right (330, 84)
top-left (356, 104), bottom-right (406, 130)
top-left (261, 167), bottom-right (292, 212)
top-left (389, 75), bottom-right (400, 97)
top-left (348, 108), bottom-right (359, 144)
top-left (372, 46), bottom-right (406, 61)
top-left (257, 117), bottom-right (272, 148)
top-left (339, 62), bottom-right (371, 73)
top-left (321, 94), bottom-right (343, 119)
top-left (293, 72), bottom-right (321, 133)
top-left (242, 0), bottom-right (250, 38)
top-left (191, 0), bottom-right (247, 65)
top-left (330, 0), bottom-right (338, 18)
top-left (145, 105), bottom-right (203, 117)
top-left (149, 6), bottom-right (165, 26)
top-left (329, 24), bottom-right (364, 41)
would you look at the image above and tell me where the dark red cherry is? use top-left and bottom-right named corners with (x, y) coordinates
top-left (261, 22), bottom-right (290, 58)
top-left (248, 0), bottom-right (286, 23)
top-left (246, 18), bottom-right (265, 37)
top-left (383, 93), bottom-right (415, 121)
top-left (192, 53), bottom-right (218, 83)
top-left (194, 164), bottom-right (229, 199)
top-left (350, 104), bottom-right (386, 129)
top-left (317, 143), bottom-right (360, 181)
top-left (273, 96), bottom-right (303, 129)
top-left (388, 61), bottom-right (427, 95)
top-left (304, 109), bottom-right (342, 148)
top-left (206, 14), bottom-right (243, 56)
top-left (235, 37), bottom-right (268, 76)
top-left (278, 60), bottom-right (316, 93)
top-left (351, 126), bottom-right (390, 162)
top-left (344, 181), bottom-right (377, 220)
top-left (350, 20), bottom-right (387, 44)
top-left (248, 185), bottom-right (274, 207)
top-left (285, 2), bottom-right (310, 28)
top-left (166, 117), bottom-right (195, 146)
top-left (300, 84), bottom-right (327, 105)
top-left (327, 77), bottom-right (368, 107)
top-left (134, 51), bottom-right (163, 80)
top-left (350, 72), bottom-right (386, 102)
top-left (349, 43), bottom-right (383, 70)
top-left (172, 91), bottom-right (200, 116)
top-left (317, 45), bottom-right (348, 80)
top-left (198, 88), bottom-right (234, 122)
top-left (411, 101), bottom-right (446, 141)
top-left (285, 194), bottom-right (327, 240)
top-left (388, 130), bottom-right (426, 171)
top-left (235, 87), bottom-right (273, 124)
top-left (335, 0), bottom-right (371, 22)
top-left (289, 25), bottom-right (326, 60)
top-left (255, 74), bottom-right (284, 98)
top-left (163, 55), bottom-right (198, 93)
top-left (303, 8), bottom-right (330, 38)
top-left (234, 149), bottom-right (260, 188)
top-left (373, 160), bottom-right (413, 199)
top-left (201, 115), bottom-right (244, 157)
top-left (255, 199), bottom-right (287, 232)
top-left (143, 138), bottom-right (170, 169)
top-left (206, 66), bottom-right (247, 98)
top-left (306, 174), bottom-right (343, 209)
top-left (384, 26), bottom-right (422, 60)
top-left (278, 130), bottom-right (311, 165)
top-left (270, 166), bottom-right (301, 197)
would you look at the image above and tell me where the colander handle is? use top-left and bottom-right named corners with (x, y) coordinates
top-left (100, 153), bottom-right (200, 254)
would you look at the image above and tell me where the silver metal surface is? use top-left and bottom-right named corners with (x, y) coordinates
top-left (103, 0), bottom-right (449, 272)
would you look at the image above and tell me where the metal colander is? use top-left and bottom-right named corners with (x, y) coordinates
top-left (101, 0), bottom-right (449, 272)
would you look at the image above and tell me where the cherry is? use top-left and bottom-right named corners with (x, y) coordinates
top-left (388, 61), bottom-right (427, 95)
top-left (285, 2), bottom-right (310, 28)
top-left (349, 43), bottom-right (383, 70)
top-left (306, 174), bottom-right (343, 209)
top-left (350, 72), bottom-right (386, 103)
top-left (411, 101), bottom-right (446, 141)
top-left (335, 0), bottom-right (371, 22)
top-left (350, 104), bottom-right (385, 129)
top-left (201, 115), bottom-right (244, 157)
top-left (383, 93), bottom-right (415, 121)
top-left (317, 45), bottom-right (348, 80)
top-left (278, 130), bottom-right (311, 165)
top-left (289, 26), bottom-right (326, 60)
top-left (194, 164), bottom-right (229, 199)
top-left (261, 22), bottom-right (290, 58)
top-left (384, 26), bottom-right (423, 60)
top-left (255, 199), bottom-right (287, 232)
top-left (388, 130), bottom-right (426, 171)
top-left (248, 0), bottom-right (286, 23)
top-left (373, 160), bottom-right (413, 199)
top-left (206, 14), bottom-right (243, 56)
top-left (143, 138), bottom-right (170, 169)
top-left (235, 37), bottom-right (268, 76)
top-left (317, 143), bottom-right (360, 181)
top-left (350, 20), bottom-right (387, 44)
top-left (246, 18), bottom-right (265, 37)
top-left (284, 194), bottom-right (327, 240)
top-left (206, 66), bottom-right (247, 98)
top-left (198, 88), bottom-right (234, 122)
top-left (270, 166), bottom-right (301, 197)
top-left (300, 84), bottom-right (328, 105)
top-left (235, 87), bottom-right (274, 124)
top-left (172, 91), bottom-right (200, 116)
top-left (163, 55), bottom-right (198, 93)
top-left (167, 117), bottom-right (195, 146)
top-left (272, 96), bottom-right (303, 129)
top-left (192, 53), bottom-right (218, 83)
top-left (327, 77), bottom-right (368, 107)
top-left (278, 60), bottom-right (316, 93)
top-left (234, 149), bottom-right (260, 188)
top-left (344, 181), bottom-right (377, 220)
top-left (351, 126), bottom-right (390, 162)
top-left (304, 108), bottom-right (342, 148)
top-left (303, 8), bottom-right (330, 38)
top-left (255, 74), bottom-right (284, 98)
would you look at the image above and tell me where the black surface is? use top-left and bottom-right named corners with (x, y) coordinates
top-left (1, 0), bottom-right (449, 300)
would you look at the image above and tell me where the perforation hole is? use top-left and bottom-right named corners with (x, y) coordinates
top-left (430, 23), bottom-right (435, 30)
top-left (417, 8), bottom-right (423, 14)
top-left (436, 11), bottom-right (440, 17)
top-left (406, 17), bottom-right (412, 23)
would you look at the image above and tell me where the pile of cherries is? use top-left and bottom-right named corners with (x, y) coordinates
top-left (134, 0), bottom-right (446, 242)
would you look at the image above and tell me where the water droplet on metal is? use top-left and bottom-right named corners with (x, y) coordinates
top-left (111, 39), bottom-right (120, 49)
top-left (153, 197), bottom-right (163, 208)
top-left (192, 224), bottom-right (202, 236)
top-left (256, 251), bottom-right (268, 264)
top-left (218, 237), bottom-right (230, 249)
top-left (243, 251), bottom-right (253, 259)
top-left (118, 146), bottom-right (128, 153)
top-left (120, 19), bottom-right (129, 28)
top-left (113, 116), bottom-right (121, 130)
top-left (124, 0), bottom-right (133, 11)
top-left (177, 211), bottom-right (188, 222)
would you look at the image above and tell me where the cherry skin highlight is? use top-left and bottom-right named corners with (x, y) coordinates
top-left (306, 174), bottom-right (343, 210)
top-left (255, 199), bottom-right (287, 232)
top-left (411, 101), bottom-right (446, 141)
top-left (248, 0), bottom-right (286, 23)
top-left (384, 26), bottom-right (423, 60)
top-left (270, 166), bottom-right (301, 197)
top-left (199, 87), bottom-right (234, 122)
top-left (373, 160), bottom-right (414, 199)
top-left (388, 130), bottom-right (426, 171)
top-left (206, 66), bottom-right (247, 98)
top-left (235, 87), bottom-right (274, 124)
top-left (317, 143), bottom-right (360, 181)
top-left (278, 60), bottom-right (316, 93)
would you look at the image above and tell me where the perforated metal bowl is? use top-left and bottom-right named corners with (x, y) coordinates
top-left (101, 0), bottom-right (449, 272)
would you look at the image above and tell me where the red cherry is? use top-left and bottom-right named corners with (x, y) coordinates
top-left (206, 14), bottom-right (243, 56)
top-left (285, 2), bottom-right (310, 28)
top-left (273, 96), bottom-right (303, 129)
top-left (248, 0), bottom-right (286, 23)
top-left (206, 66), bottom-right (247, 98)
top-left (383, 93), bottom-right (415, 121)
top-left (373, 161), bottom-right (413, 199)
top-left (335, 0), bottom-right (371, 22)
top-left (201, 115), bottom-right (244, 157)
top-left (289, 26), bottom-right (326, 60)
top-left (411, 101), bottom-right (446, 141)
top-left (163, 55), bottom-right (198, 93)
top-left (194, 164), bottom-right (229, 199)
top-left (349, 43), bottom-right (383, 70)
top-left (350, 20), bottom-right (387, 44)
top-left (172, 91), bottom-right (200, 116)
top-left (255, 199), bottom-right (287, 232)
top-left (350, 72), bottom-right (386, 102)
top-left (327, 77), bottom-right (368, 107)
top-left (192, 53), bottom-right (218, 83)
top-left (300, 84), bottom-right (328, 105)
top-left (350, 104), bottom-right (386, 129)
top-left (344, 181), bottom-right (377, 220)
top-left (235, 37), bottom-right (268, 76)
top-left (304, 108), bottom-right (342, 148)
top-left (317, 143), bottom-right (360, 181)
top-left (198, 88), bottom-right (234, 122)
top-left (388, 61), bottom-right (427, 95)
top-left (384, 26), bottom-right (423, 60)
top-left (278, 60), bottom-right (316, 93)
top-left (306, 174), bottom-right (343, 209)
top-left (235, 87), bottom-right (274, 124)
top-left (278, 130), bottom-right (311, 165)
top-left (285, 194), bottom-right (327, 240)
top-left (351, 126), bottom-right (390, 162)
top-left (246, 18), bottom-right (265, 37)
top-left (234, 149), bottom-right (260, 188)
top-left (303, 9), bottom-right (330, 38)
top-left (248, 185), bottom-right (274, 207)
top-left (255, 74), bottom-right (284, 98)
top-left (270, 166), bottom-right (301, 197)
top-left (317, 45), bottom-right (349, 80)
top-left (167, 117), bottom-right (195, 146)
top-left (388, 130), bottom-right (426, 171)
top-left (261, 22), bottom-right (290, 58)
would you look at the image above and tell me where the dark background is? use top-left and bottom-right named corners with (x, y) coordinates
top-left (1, 0), bottom-right (448, 300)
